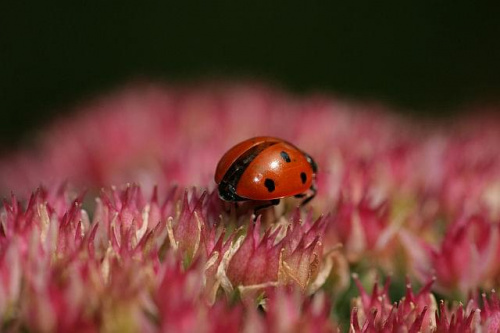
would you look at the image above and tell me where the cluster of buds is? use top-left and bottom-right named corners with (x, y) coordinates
top-left (0, 185), bottom-right (345, 331)
top-left (350, 276), bottom-right (500, 332)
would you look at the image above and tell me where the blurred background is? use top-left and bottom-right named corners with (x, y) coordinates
top-left (1, 1), bottom-right (499, 151)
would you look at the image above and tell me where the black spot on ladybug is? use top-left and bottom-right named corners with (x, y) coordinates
top-left (280, 151), bottom-right (291, 163)
top-left (264, 179), bottom-right (275, 192)
top-left (300, 172), bottom-right (307, 184)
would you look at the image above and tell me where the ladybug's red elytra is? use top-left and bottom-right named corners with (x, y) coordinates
top-left (215, 136), bottom-right (318, 213)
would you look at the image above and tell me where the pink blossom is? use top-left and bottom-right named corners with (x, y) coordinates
top-left (403, 213), bottom-right (500, 296)
top-left (226, 217), bottom-right (283, 288)
top-left (263, 287), bottom-right (339, 333)
top-left (350, 276), bottom-right (436, 332)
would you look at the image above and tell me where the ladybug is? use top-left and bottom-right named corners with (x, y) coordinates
top-left (215, 136), bottom-right (318, 214)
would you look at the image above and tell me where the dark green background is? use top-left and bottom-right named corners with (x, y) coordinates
top-left (1, 1), bottom-right (499, 150)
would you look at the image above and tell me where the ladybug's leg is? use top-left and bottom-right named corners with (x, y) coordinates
top-left (253, 199), bottom-right (280, 221)
top-left (300, 185), bottom-right (317, 206)
top-left (294, 193), bottom-right (306, 198)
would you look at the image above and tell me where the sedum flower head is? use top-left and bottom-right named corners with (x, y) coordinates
top-left (1, 83), bottom-right (500, 331)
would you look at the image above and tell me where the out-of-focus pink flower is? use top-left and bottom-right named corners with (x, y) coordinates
top-left (263, 287), bottom-right (339, 333)
top-left (154, 255), bottom-right (207, 332)
top-left (327, 196), bottom-right (393, 264)
top-left (403, 213), bottom-right (500, 296)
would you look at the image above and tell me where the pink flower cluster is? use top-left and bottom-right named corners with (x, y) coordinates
top-left (0, 186), bottom-right (338, 332)
top-left (350, 275), bottom-right (500, 332)
top-left (1, 82), bottom-right (500, 331)
top-left (2, 185), bottom-right (500, 331)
